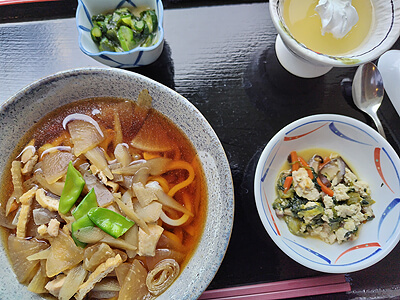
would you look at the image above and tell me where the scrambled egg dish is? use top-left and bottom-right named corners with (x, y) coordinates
top-left (273, 151), bottom-right (375, 244)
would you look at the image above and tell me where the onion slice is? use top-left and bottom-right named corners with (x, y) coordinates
top-left (154, 189), bottom-right (193, 217)
top-left (160, 210), bottom-right (190, 227)
top-left (74, 227), bottom-right (106, 244)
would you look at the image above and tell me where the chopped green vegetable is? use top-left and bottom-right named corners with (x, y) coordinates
top-left (117, 26), bottom-right (136, 51)
top-left (106, 27), bottom-right (119, 43)
top-left (121, 15), bottom-right (133, 28)
top-left (87, 207), bottom-right (134, 238)
top-left (72, 188), bottom-right (98, 221)
top-left (283, 215), bottom-right (303, 236)
top-left (114, 7), bottom-right (131, 15)
top-left (71, 215), bottom-right (95, 248)
top-left (287, 195), bottom-right (308, 217)
top-left (142, 9), bottom-right (157, 34)
top-left (58, 162), bottom-right (85, 214)
top-left (92, 14), bottom-right (105, 22)
top-left (142, 34), bottom-right (154, 47)
top-left (112, 12), bottom-right (121, 24)
top-left (91, 8), bottom-right (158, 52)
top-left (99, 37), bottom-right (116, 52)
top-left (91, 26), bottom-right (102, 42)
top-left (328, 216), bottom-right (344, 231)
top-left (361, 196), bottom-right (375, 206)
top-left (298, 203), bottom-right (324, 218)
top-left (133, 20), bottom-right (145, 32)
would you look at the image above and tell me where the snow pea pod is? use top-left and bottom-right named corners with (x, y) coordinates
top-left (87, 207), bottom-right (134, 238)
top-left (58, 162), bottom-right (85, 214)
top-left (71, 214), bottom-right (94, 248)
top-left (72, 188), bottom-right (97, 220)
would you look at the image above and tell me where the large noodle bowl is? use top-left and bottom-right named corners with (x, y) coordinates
top-left (0, 90), bottom-right (206, 299)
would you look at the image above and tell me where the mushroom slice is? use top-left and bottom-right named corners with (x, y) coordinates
top-left (319, 157), bottom-right (348, 186)
top-left (308, 154), bottom-right (323, 173)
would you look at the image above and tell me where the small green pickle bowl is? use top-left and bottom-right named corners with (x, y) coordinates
top-left (76, 0), bottom-right (164, 68)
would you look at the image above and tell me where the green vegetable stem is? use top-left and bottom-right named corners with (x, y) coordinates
top-left (58, 162), bottom-right (85, 214)
top-left (88, 207), bottom-right (134, 239)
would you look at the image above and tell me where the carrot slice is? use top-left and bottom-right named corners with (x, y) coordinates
top-left (283, 176), bottom-right (293, 194)
top-left (318, 157), bottom-right (331, 171)
top-left (317, 177), bottom-right (334, 197)
top-left (298, 156), bottom-right (314, 179)
top-left (290, 151), bottom-right (300, 172)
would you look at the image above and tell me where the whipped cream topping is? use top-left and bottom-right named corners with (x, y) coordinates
top-left (315, 0), bottom-right (359, 39)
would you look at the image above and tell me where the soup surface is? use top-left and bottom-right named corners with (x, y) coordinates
top-left (283, 0), bottom-right (373, 55)
top-left (0, 91), bottom-right (206, 299)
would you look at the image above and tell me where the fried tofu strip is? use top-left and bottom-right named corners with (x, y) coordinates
top-left (35, 188), bottom-right (59, 212)
top-left (6, 161), bottom-right (23, 216)
top-left (16, 187), bottom-right (37, 238)
top-left (75, 254), bottom-right (122, 300)
top-left (22, 155), bottom-right (38, 175)
top-left (138, 224), bottom-right (164, 257)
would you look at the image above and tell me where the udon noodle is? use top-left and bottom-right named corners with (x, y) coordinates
top-left (0, 90), bottom-right (206, 299)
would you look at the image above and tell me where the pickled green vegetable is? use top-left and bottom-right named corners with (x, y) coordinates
top-left (118, 26), bottom-right (136, 51)
top-left (133, 20), bottom-right (145, 32)
top-left (99, 37), bottom-right (116, 52)
top-left (91, 7), bottom-right (158, 52)
top-left (91, 26), bottom-right (102, 42)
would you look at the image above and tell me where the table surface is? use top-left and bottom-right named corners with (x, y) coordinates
top-left (2, 1), bottom-right (400, 299)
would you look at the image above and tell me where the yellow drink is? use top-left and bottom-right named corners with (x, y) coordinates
top-left (283, 0), bottom-right (373, 55)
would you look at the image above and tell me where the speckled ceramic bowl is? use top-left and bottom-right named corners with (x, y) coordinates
top-left (0, 68), bottom-right (234, 299)
top-left (76, 0), bottom-right (164, 67)
top-left (254, 114), bottom-right (400, 273)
